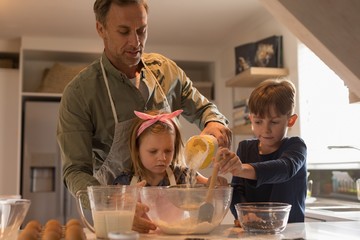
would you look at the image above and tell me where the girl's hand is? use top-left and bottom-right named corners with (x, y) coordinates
top-left (136, 180), bottom-right (147, 187)
top-left (216, 147), bottom-right (243, 176)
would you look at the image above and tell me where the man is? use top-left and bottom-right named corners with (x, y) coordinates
top-left (57, 0), bottom-right (231, 232)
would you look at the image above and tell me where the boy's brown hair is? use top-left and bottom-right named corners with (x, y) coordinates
top-left (248, 78), bottom-right (296, 118)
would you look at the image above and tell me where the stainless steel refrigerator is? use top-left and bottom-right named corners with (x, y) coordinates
top-left (21, 100), bottom-right (81, 225)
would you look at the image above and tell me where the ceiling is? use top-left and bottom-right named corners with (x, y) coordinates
top-left (0, 0), bottom-right (269, 47)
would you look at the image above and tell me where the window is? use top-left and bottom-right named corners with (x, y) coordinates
top-left (298, 44), bottom-right (360, 164)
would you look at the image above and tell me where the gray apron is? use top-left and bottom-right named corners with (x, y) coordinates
top-left (94, 57), bottom-right (172, 185)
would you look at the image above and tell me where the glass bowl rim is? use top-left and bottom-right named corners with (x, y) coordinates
top-left (235, 202), bottom-right (292, 211)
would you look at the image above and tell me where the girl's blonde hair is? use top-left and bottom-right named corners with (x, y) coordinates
top-left (129, 110), bottom-right (185, 180)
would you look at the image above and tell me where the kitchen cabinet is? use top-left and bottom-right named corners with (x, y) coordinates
top-left (18, 37), bottom-right (102, 224)
top-left (21, 49), bottom-right (100, 100)
top-left (0, 52), bottom-right (19, 69)
top-left (176, 60), bottom-right (215, 100)
top-left (225, 67), bottom-right (289, 135)
top-left (0, 68), bottom-right (20, 194)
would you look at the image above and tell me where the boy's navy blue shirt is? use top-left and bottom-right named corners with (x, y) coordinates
top-left (230, 136), bottom-right (307, 223)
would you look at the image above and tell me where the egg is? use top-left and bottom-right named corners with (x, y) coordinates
top-left (65, 225), bottom-right (86, 240)
top-left (21, 225), bottom-right (41, 238)
top-left (17, 230), bottom-right (38, 240)
top-left (45, 219), bottom-right (61, 228)
top-left (43, 220), bottom-right (63, 239)
top-left (25, 220), bottom-right (42, 232)
top-left (43, 226), bottom-right (63, 238)
top-left (66, 218), bottom-right (82, 228)
top-left (66, 224), bottom-right (82, 231)
top-left (42, 230), bottom-right (62, 240)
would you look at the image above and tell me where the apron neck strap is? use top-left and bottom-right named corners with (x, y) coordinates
top-left (100, 57), bottom-right (118, 123)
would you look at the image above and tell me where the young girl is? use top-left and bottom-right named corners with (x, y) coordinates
top-left (113, 109), bottom-right (208, 186)
top-left (216, 78), bottom-right (307, 225)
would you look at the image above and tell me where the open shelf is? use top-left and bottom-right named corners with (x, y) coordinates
top-left (226, 67), bottom-right (289, 88)
top-left (232, 124), bottom-right (253, 135)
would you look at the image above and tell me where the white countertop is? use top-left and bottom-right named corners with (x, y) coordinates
top-left (85, 221), bottom-right (360, 240)
top-left (305, 197), bottom-right (360, 221)
top-left (141, 222), bottom-right (360, 240)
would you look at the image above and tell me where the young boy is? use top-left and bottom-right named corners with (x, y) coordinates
top-left (216, 78), bottom-right (307, 225)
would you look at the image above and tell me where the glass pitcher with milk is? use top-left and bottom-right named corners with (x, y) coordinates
top-left (76, 185), bottom-right (139, 239)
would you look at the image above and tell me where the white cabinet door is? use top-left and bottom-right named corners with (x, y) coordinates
top-left (0, 69), bottom-right (19, 195)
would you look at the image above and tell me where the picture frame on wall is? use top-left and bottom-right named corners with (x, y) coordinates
top-left (234, 35), bottom-right (283, 74)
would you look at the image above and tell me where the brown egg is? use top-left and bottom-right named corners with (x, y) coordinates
top-left (66, 224), bottom-right (82, 232)
top-left (66, 218), bottom-right (82, 228)
top-left (42, 230), bottom-right (62, 240)
top-left (65, 225), bottom-right (86, 240)
top-left (25, 220), bottom-right (42, 232)
top-left (44, 224), bottom-right (62, 237)
top-left (44, 219), bottom-right (63, 236)
top-left (21, 226), bottom-right (41, 238)
top-left (45, 219), bottom-right (61, 228)
top-left (17, 230), bottom-right (38, 240)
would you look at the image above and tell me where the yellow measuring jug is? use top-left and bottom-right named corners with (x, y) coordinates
top-left (184, 135), bottom-right (218, 170)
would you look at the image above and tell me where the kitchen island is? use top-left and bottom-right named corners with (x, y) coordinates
top-left (84, 221), bottom-right (360, 239)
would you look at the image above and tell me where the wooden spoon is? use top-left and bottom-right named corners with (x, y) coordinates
top-left (197, 164), bottom-right (219, 223)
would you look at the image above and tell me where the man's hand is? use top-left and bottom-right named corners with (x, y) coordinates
top-left (132, 202), bottom-right (157, 233)
top-left (132, 180), bottom-right (157, 233)
top-left (201, 122), bottom-right (232, 148)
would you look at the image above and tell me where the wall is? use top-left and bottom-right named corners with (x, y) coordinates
top-left (260, 0), bottom-right (360, 100)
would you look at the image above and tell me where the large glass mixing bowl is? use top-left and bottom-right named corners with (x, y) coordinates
top-left (140, 185), bottom-right (233, 235)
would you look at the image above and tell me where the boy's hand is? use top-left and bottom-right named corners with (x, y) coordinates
top-left (216, 147), bottom-right (243, 176)
top-left (206, 176), bottom-right (228, 186)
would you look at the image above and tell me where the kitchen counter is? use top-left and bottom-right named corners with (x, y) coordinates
top-left (305, 197), bottom-right (360, 221)
top-left (84, 221), bottom-right (360, 239)
top-left (139, 221), bottom-right (360, 240)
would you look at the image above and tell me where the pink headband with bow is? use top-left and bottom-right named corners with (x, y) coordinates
top-left (134, 109), bottom-right (183, 137)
